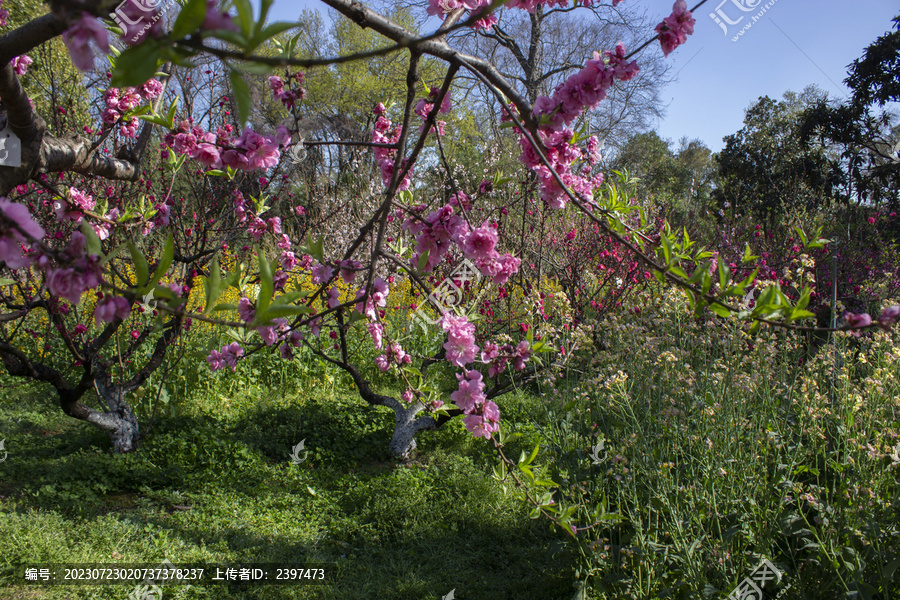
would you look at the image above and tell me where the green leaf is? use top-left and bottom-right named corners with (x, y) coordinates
top-left (128, 242), bottom-right (150, 288)
top-left (231, 0), bottom-right (254, 36)
top-left (80, 220), bottom-right (103, 257)
top-left (210, 303), bottom-right (237, 313)
top-left (742, 243), bottom-right (759, 264)
top-left (229, 69), bottom-right (251, 126)
top-left (256, 253), bottom-right (274, 314)
top-left (0, 278), bottom-right (14, 286)
top-left (256, 0), bottom-right (274, 37)
top-left (701, 269), bottom-right (713, 295)
top-left (752, 286), bottom-right (776, 317)
top-left (274, 290), bottom-right (310, 305)
top-left (251, 21), bottom-right (297, 51)
top-left (669, 266), bottom-right (688, 279)
top-left (717, 256), bottom-right (730, 290)
top-left (231, 60), bottom-right (281, 76)
top-left (883, 558), bottom-right (900, 581)
top-left (305, 234), bottom-right (325, 262)
top-left (203, 256), bottom-right (222, 314)
top-left (417, 249), bottom-right (430, 273)
top-left (162, 45), bottom-right (198, 68)
top-left (521, 444), bottom-right (540, 466)
top-left (124, 105), bottom-right (152, 118)
top-left (788, 309), bottom-right (815, 322)
top-left (136, 114), bottom-right (170, 127)
top-left (111, 41), bottom-right (164, 88)
top-left (796, 286), bottom-right (811, 311)
top-left (710, 303), bottom-right (731, 318)
top-left (170, 0), bottom-right (207, 39)
top-left (165, 99), bottom-right (179, 128)
top-left (213, 30), bottom-right (250, 48)
top-left (254, 304), bottom-right (312, 325)
top-left (659, 235), bottom-right (673, 266)
top-left (150, 232), bottom-right (174, 284)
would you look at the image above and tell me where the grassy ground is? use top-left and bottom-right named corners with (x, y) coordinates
top-left (3, 298), bottom-right (900, 600)
top-left (0, 383), bottom-right (575, 600)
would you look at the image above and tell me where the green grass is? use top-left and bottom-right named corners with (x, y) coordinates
top-left (3, 296), bottom-right (900, 600)
top-left (528, 300), bottom-right (900, 599)
top-left (0, 384), bottom-right (574, 600)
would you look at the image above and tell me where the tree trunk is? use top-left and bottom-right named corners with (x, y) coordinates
top-left (59, 380), bottom-right (141, 453)
top-left (388, 403), bottom-right (439, 461)
top-left (93, 376), bottom-right (141, 453)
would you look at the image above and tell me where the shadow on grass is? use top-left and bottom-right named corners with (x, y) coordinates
top-left (1, 393), bottom-right (578, 600)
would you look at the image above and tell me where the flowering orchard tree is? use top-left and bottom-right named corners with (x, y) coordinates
top-left (1, 0), bottom-right (898, 464)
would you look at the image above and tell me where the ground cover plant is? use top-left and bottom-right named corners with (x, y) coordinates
top-left (1, 0), bottom-right (899, 599)
top-left (0, 378), bottom-right (574, 600)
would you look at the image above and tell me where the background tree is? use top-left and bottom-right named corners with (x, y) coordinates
top-left (714, 86), bottom-right (843, 225)
top-left (800, 15), bottom-right (900, 211)
top-left (439, 1), bottom-right (671, 151)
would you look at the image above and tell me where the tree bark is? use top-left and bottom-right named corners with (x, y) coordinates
top-left (92, 373), bottom-right (141, 453)
top-left (0, 8), bottom-right (143, 195)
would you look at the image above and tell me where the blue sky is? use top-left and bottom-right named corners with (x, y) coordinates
top-left (255, 0), bottom-right (899, 152)
top-left (652, 0), bottom-right (899, 151)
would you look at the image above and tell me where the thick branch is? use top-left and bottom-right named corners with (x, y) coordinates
top-left (0, 62), bottom-right (140, 194)
top-left (0, 13), bottom-right (67, 65)
top-left (40, 133), bottom-right (140, 180)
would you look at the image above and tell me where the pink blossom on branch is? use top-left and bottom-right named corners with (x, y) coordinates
top-left (655, 0), bottom-right (695, 57)
top-left (62, 12), bottom-right (109, 72)
top-left (441, 314), bottom-right (479, 367)
top-left (94, 296), bottom-right (131, 327)
top-left (845, 312), bottom-right (872, 337)
top-left (371, 111), bottom-right (411, 191)
top-left (450, 369), bottom-right (500, 439)
top-left (460, 221), bottom-right (499, 262)
top-left (451, 369), bottom-right (486, 413)
top-left (11, 55), bottom-right (32, 76)
top-left (368, 322), bottom-right (384, 350)
top-left (207, 350), bottom-right (226, 371)
top-left (202, 0), bottom-right (239, 32)
top-left (878, 305), bottom-right (900, 330)
top-left (0, 198), bottom-right (45, 269)
top-left (222, 342), bottom-right (244, 370)
top-left (326, 287), bottom-right (341, 309)
top-left (404, 204), bottom-right (468, 272)
top-left (46, 265), bottom-right (101, 305)
top-left (140, 79), bottom-right (164, 99)
top-left (238, 297), bottom-right (255, 322)
top-left (522, 43), bottom-right (635, 209)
